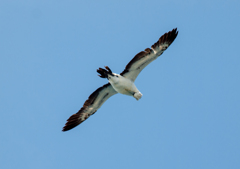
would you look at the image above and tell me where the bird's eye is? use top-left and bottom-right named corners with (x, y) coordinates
top-left (116, 75), bottom-right (118, 78)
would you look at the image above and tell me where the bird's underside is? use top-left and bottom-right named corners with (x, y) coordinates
top-left (62, 28), bottom-right (178, 131)
top-left (98, 66), bottom-right (143, 100)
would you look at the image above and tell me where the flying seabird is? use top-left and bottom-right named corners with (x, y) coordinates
top-left (62, 28), bottom-right (178, 131)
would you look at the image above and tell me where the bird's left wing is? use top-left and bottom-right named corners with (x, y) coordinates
top-left (62, 83), bottom-right (117, 131)
top-left (120, 28), bottom-right (178, 82)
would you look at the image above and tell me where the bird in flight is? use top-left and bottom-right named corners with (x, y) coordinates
top-left (62, 28), bottom-right (178, 131)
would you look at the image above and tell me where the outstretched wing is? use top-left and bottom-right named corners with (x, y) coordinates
top-left (62, 83), bottom-right (117, 131)
top-left (120, 28), bottom-right (178, 81)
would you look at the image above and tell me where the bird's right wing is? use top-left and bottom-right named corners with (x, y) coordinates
top-left (62, 83), bottom-right (117, 131)
top-left (120, 28), bottom-right (178, 82)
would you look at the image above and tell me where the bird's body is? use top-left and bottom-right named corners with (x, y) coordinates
top-left (108, 73), bottom-right (142, 100)
top-left (62, 28), bottom-right (178, 131)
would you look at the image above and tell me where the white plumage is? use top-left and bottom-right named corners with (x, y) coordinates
top-left (108, 73), bottom-right (142, 100)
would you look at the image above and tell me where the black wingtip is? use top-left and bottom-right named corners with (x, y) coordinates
top-left (62, 113), bottom-right (81, 131)
top-left (173, 27), bottom-right (178, 37)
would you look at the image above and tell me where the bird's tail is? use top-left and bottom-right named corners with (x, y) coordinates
top-left (97, 66), bottom-right (113, 78)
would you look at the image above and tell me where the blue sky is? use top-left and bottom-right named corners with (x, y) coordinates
top-left (1, 0), bottom-right (240, 169)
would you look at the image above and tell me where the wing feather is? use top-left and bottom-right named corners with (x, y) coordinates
top-left (120, 28), bottom-right (178, 81)
top-left (62, 83), bottom-right (117, 131)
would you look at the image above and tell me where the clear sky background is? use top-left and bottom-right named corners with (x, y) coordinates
top-left (1, 0), bottom-right (240, 169)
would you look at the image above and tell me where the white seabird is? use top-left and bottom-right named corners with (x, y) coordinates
top-left (62, 28), bottom-right (178, 131)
